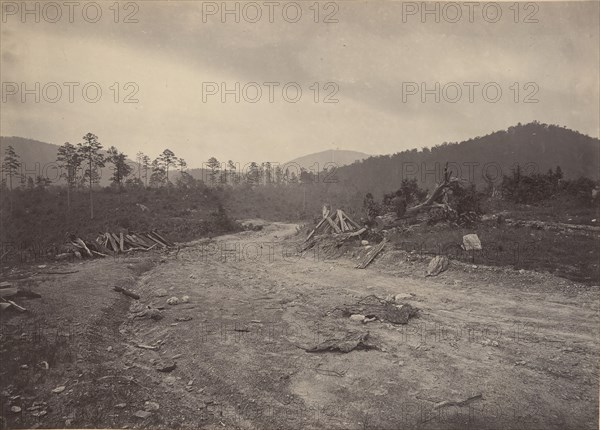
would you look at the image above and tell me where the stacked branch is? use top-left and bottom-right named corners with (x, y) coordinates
top-left (61, 229), bottom-right (174, 260)
top-left (305, 206), bottom-right (365, 242)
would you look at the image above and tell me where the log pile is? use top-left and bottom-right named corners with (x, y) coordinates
top-left (61, 230), bottom-right (174, 260)
top-left (305, 206), bottom-right (366, 242)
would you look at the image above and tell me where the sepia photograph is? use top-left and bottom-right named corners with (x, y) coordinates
top-left (0, 0), bottom-right (599, 429)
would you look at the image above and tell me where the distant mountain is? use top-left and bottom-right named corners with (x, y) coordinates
top-left (286, 149), bottom-right (370, 170)
top-left (328, 122), bottom-right (599, 197)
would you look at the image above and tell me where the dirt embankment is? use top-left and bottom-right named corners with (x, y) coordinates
top-left (1, 221), bottom-right (598, 429)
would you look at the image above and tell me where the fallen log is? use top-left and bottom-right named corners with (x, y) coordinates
top-left (152, 230), bottom-right (174, 247)
top-left (113, 286), bottom-right (140, 300)
top-left (355, 238), bottom-right (388, 269)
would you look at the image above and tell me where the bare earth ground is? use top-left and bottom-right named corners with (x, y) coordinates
top-left (1, 221), bottom-right (598, 429)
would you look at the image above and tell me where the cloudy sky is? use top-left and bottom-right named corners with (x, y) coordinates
top-left (1, 1), bottom-right (598, 166)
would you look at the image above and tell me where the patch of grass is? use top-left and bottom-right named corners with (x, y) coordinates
top-left (386, 221), bottom-right (599, 285)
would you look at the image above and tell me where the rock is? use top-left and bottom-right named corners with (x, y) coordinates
top-left (349, 314), bottom-right (366, 322)
top-left (181, 295), bottom-right (190, 303)
top-left (167, 297), bottom-right (179, 305)
top-left (107, 346), bottom-right (112, 352)
top-left (156, 361), bottom-right (176, 372)
top-left (144, 401), bottom-right (160, 411)
top-left (155, 288), bottom-right (168, 297)
top-left (52, 385), bottom-right (66, 394)
top-left (116, 403), bottom-right (127, 408)
top-left (365, 245), bottom-right (372, 251)
top-left (11, 406), bottom-right (21, 413)
top-left (20, 364), bottom-right (28, 370)
top-left (394, 293), bottom-right (414, 302)
top-left (133, 410), bottom-right (152, 419)
top-left (519, 269), bottom-right (526, 274)
top-left (426, 255), bottom-right (449, 277)
top-left (462, 234), bottom-right (482, 251)
top-left (146, 308), bottom-right (163, 321)
top-left (361, 240), bottom-right (369, 246)
top-left (74, 251), bottom-right (82, 259)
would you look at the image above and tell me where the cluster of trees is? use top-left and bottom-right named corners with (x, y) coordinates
top-left (201, 158), bottom-right (323, 187)
top-left (502, 165), bottom-right (598, 206)
top-left (1, 133), bottom-right (187, 218)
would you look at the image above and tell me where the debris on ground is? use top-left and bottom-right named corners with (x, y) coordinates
top-left (433, 393), bottom-right (483, 410)
top-left (355, 238), bottom-right (388, 269)
top-left (51, 385), bottom-right (66, 394)
top-left (302, 332), bottom-right (377, 353)
top-left (113, 286), bottom-right (140, 300)
top-left (155, 288), bottom-right (168, 297)
top-left (144, 401), bottom-right (160, 411)
top-left (181, 295), bottom-right (190, 303)
top-left (156, 361), bottom-right (176, 372)
top-left (305, 206), bottom-right (365, 242)
top-left (57, 230), bottom-right (175, 261)
top-left (133, 410), bottom-right (152, 419)
top-left (167, 297), bottom-right (180, 305)
top-left (336, 295), bottom-right (418, 324)
top-left (426, 255), bottom-right (449, 277)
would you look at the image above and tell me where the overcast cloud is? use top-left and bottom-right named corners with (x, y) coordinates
top-left (1, 1), bottom-right (598, 166)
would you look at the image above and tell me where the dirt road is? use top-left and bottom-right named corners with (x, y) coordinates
top-left (1, 221), bottom-right (598, 429)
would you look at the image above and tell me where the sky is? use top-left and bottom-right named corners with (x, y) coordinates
top-left (1, 1), bottom-right (599, 167)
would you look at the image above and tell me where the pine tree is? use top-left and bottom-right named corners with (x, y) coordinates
top-left (77, 133), bottom-right (105, 219)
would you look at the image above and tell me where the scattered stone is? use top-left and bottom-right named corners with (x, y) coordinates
top-left (133, 410), bottom-right (152, 419)
top-left (144, 401), bottom-right (160, 411)
top-left (462, 234), bottom-right (482, 251)
top-left (394, 293), bottom-right (414, 302)
top-left (350, 314), bottom-right (366, 322)
top-left (155, 288), bottom-right (168, 297)
top-left (361, 240), bottom-right (369, 246)
top-left (167, 297), bottom-right (179, 305)
top-left (181, 295), bottom-right (190, 303)
top-left (156, 361), bottom-right (176, 372)
top-left (11, 406), bottom-right (21, 413)
top-left (147, 308), bottom-right (163, 321)
top-left (52, 385), bottom-right (66, 394)
top-left (107, 346), bottom-right (113, 352)
top-left (426, 256), bottom-right (449, 277)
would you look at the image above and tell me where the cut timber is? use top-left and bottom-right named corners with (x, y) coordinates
top-left (152, 230), bottom-right (174, 247)
top-left (355, 238), bottom-right (388, 269)
top-left (326, 216), bottom-right (342, 234)
top-left (348, 227), bottom-right (367, 237)
top-left (6, 300), bottom-right (26, 312)
top-left (107, 233), bottom-right (118, 252)
top-left (305, 217), bottom-right (328, 242)
top-left (145, 234), bottom-right (166, 248)
top-left (91, 250), bottom-right (108, 257)
top-left (147, 232), bottom-right (168, 247)
top-left (74, 238), bottom-right (93, 257)
top-left (119, 233), bottom-right (125, 252)
top-left (131, 234), bottom-right (153, 248)
top-left (343, 213), bottom-right (362, 230)
top-left (113, 286), bottom-right (140, 300)
top-left (0, 281), bottom-right (13, 288)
